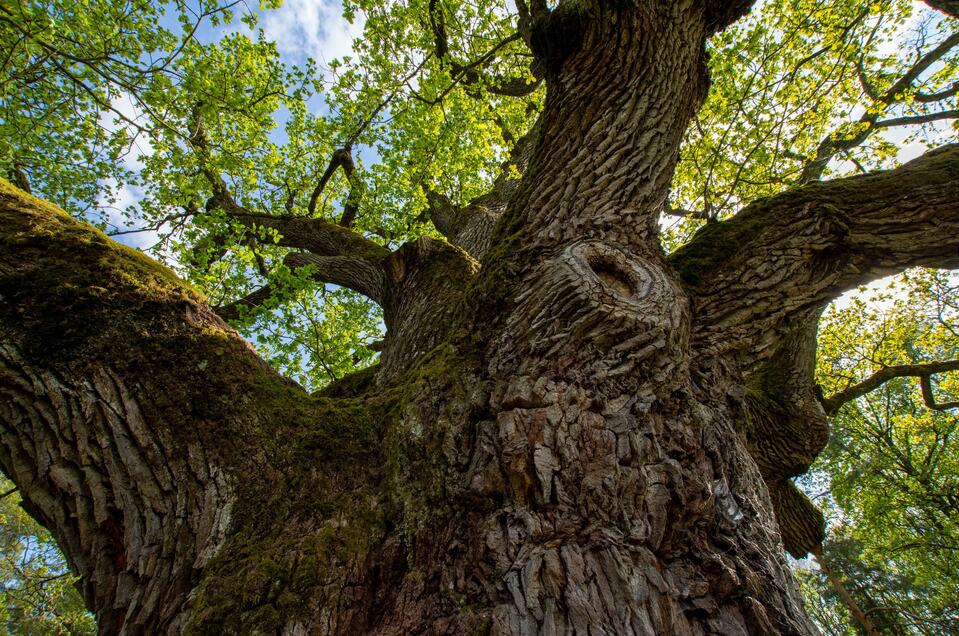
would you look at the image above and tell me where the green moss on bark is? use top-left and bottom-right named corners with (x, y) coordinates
top-left (1, 179), bottom-right (488, 633)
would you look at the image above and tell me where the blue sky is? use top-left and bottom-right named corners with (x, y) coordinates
top-left (104, 0), bottom-right (366, 251)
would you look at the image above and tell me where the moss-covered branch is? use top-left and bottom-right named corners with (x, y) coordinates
top-left (671, 144), bottom-right (959, 358)
top-left (0, 180), bottom-right (388, 631)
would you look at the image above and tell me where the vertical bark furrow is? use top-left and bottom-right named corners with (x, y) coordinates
top-left (0, 344), bottom-right (233, 634)
top-left (506, 2), bottom-right (708, 256)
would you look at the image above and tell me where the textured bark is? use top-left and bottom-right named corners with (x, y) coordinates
top-left (0, 184), bottom-right (385, 633)
top-left (427, 120), bottom-right (540, 260)
top-left (924, 0), bottom-right (959, 18)
top-left (2, 1), bottom-right (959, 635)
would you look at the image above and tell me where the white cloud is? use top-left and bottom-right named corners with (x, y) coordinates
top-left (260, 0), bottom-right (365, 75)
top-left (99, 91), bottom-right (155, 172)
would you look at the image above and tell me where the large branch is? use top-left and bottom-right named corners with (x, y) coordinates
top-left (191, 104), bottom-right (387, 282)
top-left (703, 0), bottom-right (757, 34)
top-left (672, 144), bottom-right (959, 361)
top-left (209, 193), bottom-right (388, 262)
top-left (425, 118), bottom-right (540, 259)
top-left (822, 359), bottom-right (959, 415)
top-left (204, 194), bottom-right (389, 302)
top-left (924, 0), bottom-right (959, 19)
top-left (0, 181), bottom-right (359, 631)
top-left (736, 311), bottom-right (828, 556)
top-left (216, 251), bottom-right (386, 320)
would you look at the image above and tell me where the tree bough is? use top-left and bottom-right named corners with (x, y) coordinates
top-left (2, 0), bottom-right (959, 633)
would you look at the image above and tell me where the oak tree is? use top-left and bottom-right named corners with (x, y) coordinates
top-left (1, 0), bottom-right (958, 633)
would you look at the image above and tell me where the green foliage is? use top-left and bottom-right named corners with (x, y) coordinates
top-left (0, 476), bottom-right (95, 635)
top-left (1, 0), bottom-right (544, 395)
top-left (664, 0), bottom-right (959, 249)
top-left (805, 269), bottom-right (959, 634)
top-left (2, 0), bottom-right (959, 631)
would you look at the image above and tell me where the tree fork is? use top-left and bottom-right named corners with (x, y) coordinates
top-left (10, 0), bottom-right (959, 633)
top-left (0, 181), bottom-right (392, 632)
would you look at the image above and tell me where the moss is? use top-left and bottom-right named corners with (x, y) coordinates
top-left (472, 617), bottom-right (493, 636)
top-left (668, 201), bottom-right (778, 288)
top-left (0, 180), bottom-right (490, 632)
top-left (0, 178), bottom-right (196, 292)
top-left (315, 363), bottom-right (379, 398)
top-left (0, 178), bottom-right (207, 362)
top-left (184, 340), bottom-right (484, 634)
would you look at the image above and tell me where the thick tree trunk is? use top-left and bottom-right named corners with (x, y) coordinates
top-left (2, 180), bottom-right (813, 634)
top-left (4, 1), bottom-right (959, 634)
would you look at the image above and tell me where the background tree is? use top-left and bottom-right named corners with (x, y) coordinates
top-left (1, 0), bottom-right (958, 633)
top-left (795, 270), bottom-right (959, 635)
top-left (0, 475), bottom-right (95, 635)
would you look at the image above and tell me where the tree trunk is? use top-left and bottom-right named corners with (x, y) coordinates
top-left (4, 1), bottom-right (959, 634)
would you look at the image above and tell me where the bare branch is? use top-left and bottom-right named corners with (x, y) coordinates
top-left (915, 80), bottom-right (959, 103)
top-left (215, 245), bottom-right (387, 321)
top-left (920, 373), bottom-right (959, 410)
top-left (875, 109), bottom-right (959, 129)
top-left (821, 360), bottom-right (959, 415)
top-left (856, 56), bottom-right (881, 101)
top-left (219, 202), bottom-right (389, 263)
top-left (885, 32), bottom-right (959, 101)
top-left (812, 547), bottom-right (882, 636)
top-left (664, 205), bottom-right (710, 220)
top-left (412, 33), bottom-right (527, 107)
top-left (188, 114), bottom-right (387, 267)
top-left (307, 147), bottom-right (353, 216)
top-left (428, 0), bottom-right (448, 60)
top-left (215, 284), bottom-right (278, 320)
top-left (799, 31), bottom-right (959, 183)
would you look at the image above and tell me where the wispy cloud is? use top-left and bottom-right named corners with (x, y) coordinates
top-left (99, 91), bottom-right (155, 172)
top-left (260, 0), bottom-right (365, 74)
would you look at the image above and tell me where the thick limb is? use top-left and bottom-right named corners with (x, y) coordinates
top-left (0, 182), bottom-right (365, 632)
top-left (673, 144), bottom-right (959, 361)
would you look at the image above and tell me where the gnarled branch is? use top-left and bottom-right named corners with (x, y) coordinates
top-left (191, 104), bottom-right (380, 256)
top-left (822, 359), bottom-right (959, 415)
top-left (920, 373), bottom-right (959, 410)
top-left (306, 146), bottom-right (355, 217)
top-left (207, 194), bottom-right (388, 264)
top-left (673, 144), bottom-right (959, 360)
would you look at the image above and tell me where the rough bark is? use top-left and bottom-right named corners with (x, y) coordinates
top-left (672, 144), bottom-right (959, 363)
top-left (924, 0), bottom-right (959, 19)
top-left (0, 183), bottom-right (389, 633)
top-left (2, 1), bottom-right (959, 634)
